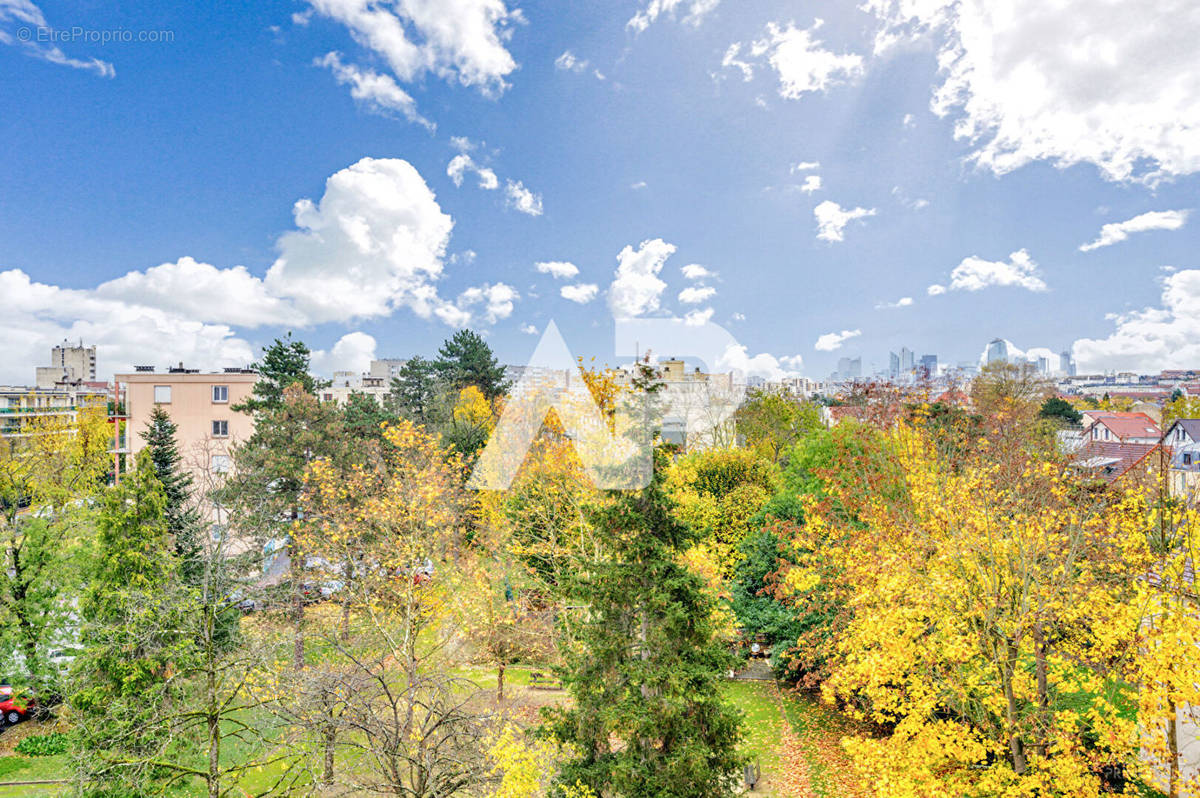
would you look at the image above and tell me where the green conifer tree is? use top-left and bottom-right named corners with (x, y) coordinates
top-left (141, 406), bottom-right (204, 584)
top-left (546, 451), bottom-right (745, 797)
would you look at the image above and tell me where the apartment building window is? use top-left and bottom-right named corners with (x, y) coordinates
top-left (211, 454), bottom-right (231, 473)
top-left (212, 385), bottom-right (229, 403)
top-left (153, 385), bottom-right (172, 404)
top-left (212, 420), bottom-right (229, 437)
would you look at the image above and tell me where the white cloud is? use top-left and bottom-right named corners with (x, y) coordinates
top-left (799, 175), bottom-right (822, 193)
top-left (504, 180), bottom-right (544, 216)
top-left (457, 281), bottom-right (518, 323)
top-left (535, 260), bottom-right (579, 279)
top-left (736, 19), bottom-right (864, 99)
top-left (95, 257), bottom-right (301, 328)
top-left (0, 0), bottom-right (114, 77)
top-left (265, 157), bottom-right (460, 324)
top-left (730, 312), bottom-right (746, 322)
top-left (0, 157), bottom-right (480, 382)
top-left (446, 153), bottom-right (499, 189)
top-left (791, 161), bottom-right (820, 172)
top-left (902, 112), bottom-right (915, 128)
top-left (311, 331), bottom-right (377, 375)
top-left (815, 329), bottom-right (861, 351)
top-left (630, 180), bottom-right (648, 190)
top-left (555, 50), bottom-right (587, 72)
top-left (1079, 209), bottom-right (1190, 252)
top-left (875, 296), bottom-right (913, 309)
top-left (715, 343), bottom-right (801, 381)
top-left (814, 200), bottom-right (876, 242)
top-left (608, 238), bottom-right (675, 317)
top-left (683, 307), bottom-right (715, 326)
top-left (678, 285), bottom-right (717, 304)
top-left (927, 284), bottom-right (946, 296)
top-left (681, 263), bottom-right (713, 280)
top-left (519, 322), bottom-right (538, 335)
top-left (864, 0), bottom-right (1200, 184)
top-left (560, 283), bottom-right (599, 304)
top-left (628, 0), bottom-right (720, 32)
top-left (1074, 270), bottom-right (1200, 372)
top-left (721, 43), bottom-right (754, 81)
top-left (305, 0), bottom-right (520, 95)
top-left (0, 267), bottom-right (256, 384)
top-left (317, 51), bottom-right (433, 129)
top-left (933, 249), bottom-right (1047, 293)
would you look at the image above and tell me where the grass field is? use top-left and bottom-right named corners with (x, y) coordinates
top-left (0, 662), bottom-right (867, 797)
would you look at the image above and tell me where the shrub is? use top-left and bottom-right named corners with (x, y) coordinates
top-left (14, 731), bottom-right (70, 756)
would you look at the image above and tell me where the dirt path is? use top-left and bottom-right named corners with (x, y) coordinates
top-left (765, 684), bottom-right (866, 798)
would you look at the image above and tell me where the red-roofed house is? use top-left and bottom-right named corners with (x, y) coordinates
top-left (1081, 411), bottom-right (1162, 445)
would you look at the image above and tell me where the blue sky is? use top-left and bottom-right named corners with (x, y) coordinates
top-left (3, 0), bottom-right (1199, 383)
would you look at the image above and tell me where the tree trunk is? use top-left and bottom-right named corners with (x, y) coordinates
top-left (323, 721), bottom-right (336, 786)
top-left (291, 510), bottom-right (305, 670)
top-left (497, 662), bottom-right (505, 704)
top-left (999, 639), bottom-right (1027, 775)
top-left (1167, 692), bottom-right (1180, 798)
top-left (1032, 623), bottom-right (1050, 759)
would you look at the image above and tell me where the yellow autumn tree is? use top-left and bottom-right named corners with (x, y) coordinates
top-left (785, 424), bottom-right (1153, 797)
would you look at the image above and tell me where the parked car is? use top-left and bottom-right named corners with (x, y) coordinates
top-left (0, 684), bottom-right (32, 727)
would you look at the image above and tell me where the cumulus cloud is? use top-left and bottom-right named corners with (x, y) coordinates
top-left (678, 285), bottom-right (717, 304)
top-left (305, 0), bottom-right (520, 95)
top-left (791, 161), bottom-right (820, 172)
top-left (504, 180), bottom-right (543, 216)
top-left (519, 322), bottom-right (538, 334)
top-left (0, 0), bottom-right (114, 77)
top-left (683, 307), bottom-right (715, 326)
top-left (0, 267), bottom-right (256, 383)
top-left (311, 331), bottom-right (377, 375)
top-left (630, 180), bottom-right (648, 190)
top-left (447, 153), bottom-right (499, 189)
top-left (814, 329), bottom-right (861, 351)
top-left (930, 249), bottom-right (1047, 293)
top-left (864, 0), bottom-right (1200, 184)
top-left (715, 343), bottom-right (802, 381)
top-left (317, 51), bottom-right (433, 129)
top-left (681, 263), bottom-right (713, 280)
top-left (814, 200), bottom-right (876, 242)
top-left (457, 281), bottom-right (518, 322)
top-left (535, 260), bottom-right (579, 279)
top-left (728, 19), bottom-right (864, 99)
top-left (628, 0), bottom-right (720, 32)
top-left (0, 157), bottom-right (483, 382)
top-left (561, 283), bottom-right (599, 304)
top-left (608, 238), bottom-right (675, 317)
top-left (1073, 270), bottom-right (1200, 372)
top-left (95, 257), bottom-right (301, 328)
top-left (875, 296), bottom-right (913, 309)
top-left (799, 175), bottom-right (822, 193)
top-left (265, 157), bottom-right (459, 324)
top-left (1079, 209), bottom-right (1190, 252)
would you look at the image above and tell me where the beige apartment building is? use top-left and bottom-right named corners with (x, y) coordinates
top-left (118, 367), bottom-right (257, 481)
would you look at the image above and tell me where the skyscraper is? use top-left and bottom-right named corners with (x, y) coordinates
top-left (919, 354), bottom-right (938, 377)
top-left (1060, 349), bottom-right (1076, 377)
top-left (900, 347), bottom-right (915, 374)
top-left (986, 338), bottom-right (1009, 364)
top-left (889, 351), bottom-right (900, 378)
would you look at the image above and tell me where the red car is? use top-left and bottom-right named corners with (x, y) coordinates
top-left (0, 685), bottom-right (32, 727)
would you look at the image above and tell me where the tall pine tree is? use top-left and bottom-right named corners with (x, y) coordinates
top-left (435, 329), bottom-right (510, 400)
top-left (546, 448), bottom-right (745, 797)
top-left (71, 451), bottom-right (196, 796)
top-left (141, 406), bottom-right (204, 585)
top-left (234, 333), bottom-right (322, 414)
